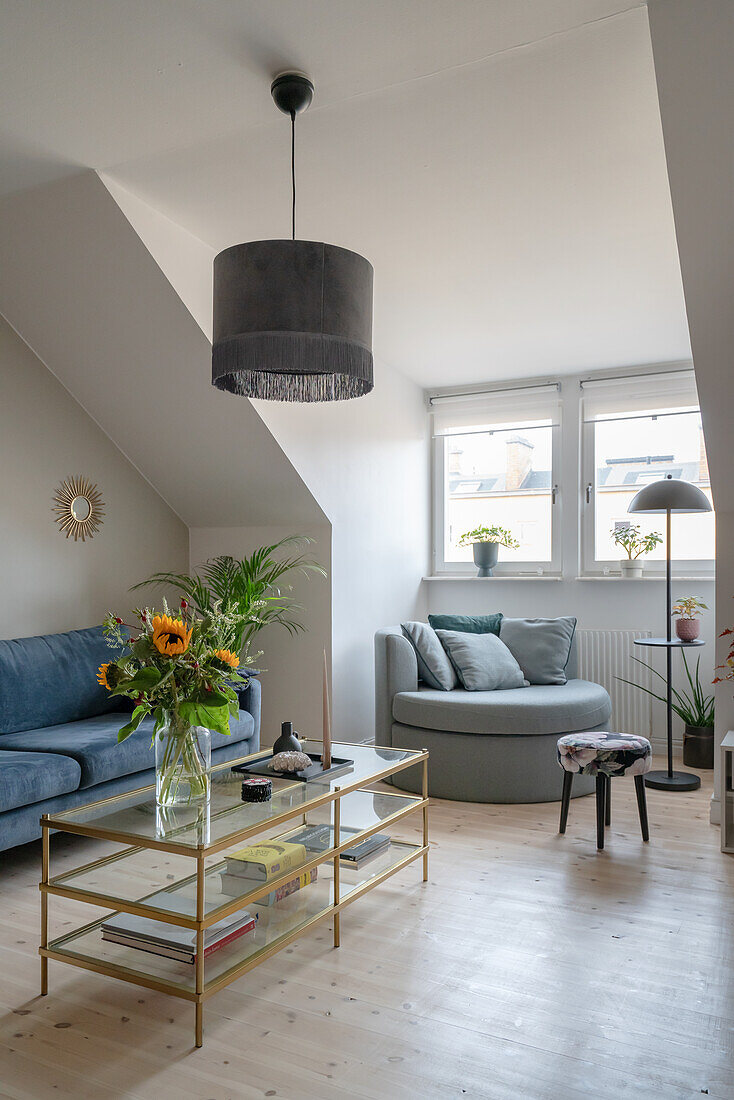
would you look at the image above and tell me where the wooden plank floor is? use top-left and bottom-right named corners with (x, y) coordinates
top-left (1, 762), bottom-right (732, 1100)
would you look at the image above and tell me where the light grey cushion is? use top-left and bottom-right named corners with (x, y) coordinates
top-left (500, 616), bottom-right (577, 685)
top-left (435, 629), bottom-right (526, 691)
top-left (392, 679), bottom-right (611, 736)
top-left (401, 622), bottom-right (457, 691)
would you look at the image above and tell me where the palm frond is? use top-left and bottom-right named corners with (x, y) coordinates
top-left (131, 536), bottom-right (326, 658)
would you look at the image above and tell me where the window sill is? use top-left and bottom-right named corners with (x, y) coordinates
top-left (422, 574), bottom-right (562, 582)
top-left (575, 574), bottom-right (715, 582)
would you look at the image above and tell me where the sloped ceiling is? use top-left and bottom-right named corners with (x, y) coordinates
top-left (0, 0), bottom-right (690, 389)
top-left (0, 171), bottom-right (325, 528)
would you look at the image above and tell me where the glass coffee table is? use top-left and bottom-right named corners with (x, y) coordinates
top-left (39, 740), bottom-right (429, 1047)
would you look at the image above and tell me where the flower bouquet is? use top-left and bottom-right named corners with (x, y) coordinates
top-left (100, 601), bottom-right (254, 806)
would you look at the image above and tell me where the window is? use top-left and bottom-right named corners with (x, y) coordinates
top-left (581, 371), bottom-right (714, 575)
top-left (431, 384), bottom-right (561, 574)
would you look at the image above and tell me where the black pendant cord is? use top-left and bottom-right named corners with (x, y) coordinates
top-left (291, 110), bottom-right (296, 240)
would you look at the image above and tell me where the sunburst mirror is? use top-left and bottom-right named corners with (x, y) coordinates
top-left (52, 475), bottom-right (105, 541)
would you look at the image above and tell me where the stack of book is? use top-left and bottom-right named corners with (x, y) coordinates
top-left (219, 840), bottom-right (317, 907)
top-left (101, 884), bottom-right (257, 964)
top-left (289, 824), bottom-right (391, 870)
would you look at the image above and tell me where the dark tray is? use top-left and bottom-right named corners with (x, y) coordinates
top-left (232, 752), bottom-right (354, 783)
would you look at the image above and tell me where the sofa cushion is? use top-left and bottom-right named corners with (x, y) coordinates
top-left (0, 709), bottom-right (256, 789)
top-left (499, 617), bottom-right (577, 685)
top-left (0, 749), bottom-right (82, 813)
top-left (435, 630), bottom-right (526, 691)
top-left (401, 622), bottom-right (457, 690)
top-left (428, 613), bottom-right (502, 636)
top-left (0, 626), bottom-right (129, 735)
top-left (392, 679), bottom-right (611, 736)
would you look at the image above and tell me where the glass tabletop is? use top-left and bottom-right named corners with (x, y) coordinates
top-left (45, 740), bottom-right (423, 852)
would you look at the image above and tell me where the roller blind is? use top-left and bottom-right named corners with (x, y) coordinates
top-left (430, 383), bottom-right (560, 436)
top-left (581, 369), bottom-right (698, 422)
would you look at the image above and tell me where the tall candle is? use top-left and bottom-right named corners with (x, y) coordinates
top-left (322, 649), bottom-right (332, 770)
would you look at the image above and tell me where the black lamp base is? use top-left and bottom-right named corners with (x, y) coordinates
top-left (645, 769), bottom-right (701, 792)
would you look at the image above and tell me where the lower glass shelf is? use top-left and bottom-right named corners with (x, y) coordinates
top-left (46, 839), bottom-right (422, 996)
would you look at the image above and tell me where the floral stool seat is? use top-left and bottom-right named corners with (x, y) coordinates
top-left (556, 732), bottom-right (652, 850)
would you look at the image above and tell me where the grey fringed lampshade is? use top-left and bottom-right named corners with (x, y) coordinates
top-left (212, 239), bottom-right (374, 402)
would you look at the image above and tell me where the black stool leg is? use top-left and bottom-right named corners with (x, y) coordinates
top-left (596, 776), bottom-right (606, 850)
top-left (559, 772), bottom-right (573, 834)
top-left (605, 777), bottom-right (611, 827)
top-left (634, 775), bottom-right (650, 842)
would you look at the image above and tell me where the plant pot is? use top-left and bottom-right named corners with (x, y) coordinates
top-left (155, 712), bottom-right (211, 806)
top-left (683, 724), bottom-right (714, 769)
top-left (473, 541), bottom-right (500, 577)
top-left (675, 617), bottom-right (701, 642)
top-left (620, 559), bottom-right (644, 579)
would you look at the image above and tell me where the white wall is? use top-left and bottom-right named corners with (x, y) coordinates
top-left (0, 315), bottom-right (188, 638)
top-left (254, 362), bottom-right (431, 744)
top-left (425, 372), bottom-right (716, 753)
top-left (647, 0), bottom-right (734, 823)
top-left (189, 525), bottom-right (331, 750)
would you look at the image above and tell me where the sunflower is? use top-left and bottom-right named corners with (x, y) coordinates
top-left (151, 614), bottom-right (193, 656)
top-left (97, 663), bottom-right (112, 690)
top-left (214, 648), bottom-right (239, 669)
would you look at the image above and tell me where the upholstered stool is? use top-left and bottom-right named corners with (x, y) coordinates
top-left (556, 732), bottom-right (652, 850)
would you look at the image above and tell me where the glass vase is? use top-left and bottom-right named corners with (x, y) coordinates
top-left (155, 711), bottom-right (211, 807)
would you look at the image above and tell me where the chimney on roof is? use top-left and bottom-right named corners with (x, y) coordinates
top-left (506, 436), bottom-right (533, 491)
top-left (448, 445), bottom-right (463, 477)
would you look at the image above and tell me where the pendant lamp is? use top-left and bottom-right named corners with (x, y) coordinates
top-left (212, 73), bottom-right (374, 402)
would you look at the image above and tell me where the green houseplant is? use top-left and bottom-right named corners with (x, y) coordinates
top-left (132, 536), bottom-right (326, 660)
top-left (618, 650), bottom-right (715, 769)
top-left (610, 523), bottom-right (663, 579)
top-left (457, 525), bottom-right (519, 578)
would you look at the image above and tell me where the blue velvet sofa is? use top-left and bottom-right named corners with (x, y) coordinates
top-left (0, 626), bottom-right (260, 851)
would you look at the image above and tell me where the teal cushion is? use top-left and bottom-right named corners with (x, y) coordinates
top-left (435, 630), bottom-right (526, 691)
top-left (500, 617), bottom-right (577, 686)
top-left (428, 613), bottom-right (502, 635)
top-left (0, 625), bottom-right (129, 735)
top-left (401, 622), bottom-right (457, 690)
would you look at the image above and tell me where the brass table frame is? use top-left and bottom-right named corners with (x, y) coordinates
top-left (39, 742), bottom-right (429, 1048)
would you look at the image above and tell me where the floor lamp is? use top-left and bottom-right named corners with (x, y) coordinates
top-left (628, 474), bottom-right (712, 791)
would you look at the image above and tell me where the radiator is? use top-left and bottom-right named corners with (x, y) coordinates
top-left (577, 629), bottom-right (653, 737)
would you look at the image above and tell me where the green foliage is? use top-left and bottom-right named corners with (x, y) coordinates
top-left (617, 651), bottom-right (714, 729)
top-left (131, 536), bottom-right (326, 658)
top-left (672, 595), bottom-right (708, 619)
top-left (457, 525), bottom-right (520, 549)
top-left (610, 524), bottom-right (663, 560)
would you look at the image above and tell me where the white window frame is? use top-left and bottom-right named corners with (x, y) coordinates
top-left (432, 409), bottom-right (562, 577)
top-left (580, 380), bottom-right (714, 578)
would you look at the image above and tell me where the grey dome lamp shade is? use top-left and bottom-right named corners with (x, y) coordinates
top-left (211, 72), bottom-right (374, 402)
top-left (628, 475), bottom-right (712, 514)
top-left (628, 474), bottom-right (712, 795)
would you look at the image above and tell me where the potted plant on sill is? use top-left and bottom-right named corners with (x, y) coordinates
top-left (672, 595), bottom-right (708, 642)
top-left (618, 651), bottom-right (715, 769)
top-left (611, 523), bottom-right (663, 578)
top-left (458, 525), bottom-right (519, 578)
